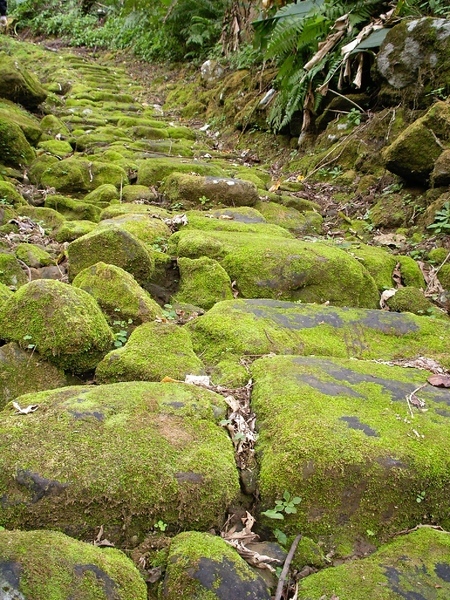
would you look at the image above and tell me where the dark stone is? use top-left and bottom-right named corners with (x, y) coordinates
top-left (340, 416), bottom-right (379, 437)
top-left (15, 469), bottom-right (68, 503)
top-left (71, 564), bottom-right (118, 600)
top-left (435, 563), bottom-right (450, 582)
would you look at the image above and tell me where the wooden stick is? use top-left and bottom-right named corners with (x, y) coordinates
top-left (274, 534), bottom-right (302, 600)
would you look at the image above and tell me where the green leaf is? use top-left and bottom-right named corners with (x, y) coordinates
top-left (261, 509), bottom-right (285, 520)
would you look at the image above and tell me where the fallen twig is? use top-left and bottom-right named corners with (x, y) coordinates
top-left (274, 534), bottom-right (302, 600)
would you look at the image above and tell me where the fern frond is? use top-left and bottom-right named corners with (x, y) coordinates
top-left (266, 15), bottom-right (308, 60)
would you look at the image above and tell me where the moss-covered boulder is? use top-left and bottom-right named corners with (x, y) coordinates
top-left (54, 219), bottom-right (97, 242)
top-left (0, 52), bottom-right (47, 108)
top-left (252, 354), bottom-right (450, 550)
top-left (0, 181), bottom-right (27, 208)
top-left (121, 184), bottom-right (156, 203)
top-left (162, 174), bottom-right (259, 208)
top-left (0, 342), bottom-right (67, 409)
top-left (38, 139), bottom-right (73, 157)
top-left (0, 118), bottom-right (36, 167)
top-left (0, 529), bottom-right (147, 600)
top-left (0, 281), bottom-right (13, 305)
top-left (38, 157), bottom-right (129, 193)
top-left (162, 531), bottom-right (271, 600)
top-left (174, 257), bottom-right (233, 309)
top-left (376, 18), bottom-right (450, 109)
top-left (183, 209), bottom-right (291, 237)
top-left (297, 528), bottom-right (450, 599)
top-left (255, 200), bottom-right (323, 235)
top-left (72, 262), bottom-right (162, 326)
top-left (45, 194), bottom-right (101, 222)
top-left (0, 253), bottom-right (27, 289)
top-left (431, 148), bottom-right (450, 186)
top-left (96, 321), bottom-right (204, 383)
top-left (15, 243), bottom-right (54, 268)
top-left (386, 286), bottom-right (444, 317)
top-left (67, 226), bottom-right (154, 284)
top-left (187, 299), bottom-right (450, 369)
top-left (0, 280), bottom-right (113, 372)
top-left (0, 382), bottom-right (239, 543)
top-left (39, 114), bottom-right (71, 139)
top-left (98, 213), bottom-right (171, 248)
top-left (0, 99), bottom-right (42, 144)
top-left (382, 102), bottom-right (450, 183)
top-left (20, 206), bottom-right (66, 234)
top-left (170, 231), bottom-right (379, 308)
top-left (83, 183), bottom-right (119, 207)
top-left (137, 158), bottom-right (226, 187)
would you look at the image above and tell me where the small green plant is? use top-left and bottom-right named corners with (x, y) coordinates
top-left (346, 108), bottom-right (362, 126)
top-left (154, 519), bottom-right (168, 532)
top-left (162, 304), bottom-right (177, 320)
top-left (151, 236), bottom-right (168, 253)
top-left (317, 166), bottom-right (343, 180)
top-left (113, 329), bottom-right (128, 348)
top-left (427, 202), bottom-right (450, 234)
top-left (366, 529), bottom-right (376, 537)
top-left (261, 491), bottom-right (301, 520)
top-left (198, 195), bottom-right (211, 209)
top-left (416, 491), bottom-right (426, 503)
top-left (273, 528), bottom-right (288, 546)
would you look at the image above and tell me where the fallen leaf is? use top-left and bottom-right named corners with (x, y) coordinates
top-left (160, 376), bottom-right (179, 383)
top-left (392, 262), bottom-right (403, 288)
top-left (12, 402), bottom-right (38, 415)
top-left (380, 288), bottom-right (396, 310)
top-left (184, 374), bottom-right (211, 386)
top-left (231, 280), bottom-right (239, 298)
top-left (428, 374), bottom-right (450, 388)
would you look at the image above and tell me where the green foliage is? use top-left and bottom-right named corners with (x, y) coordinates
top-left (427, 202), bottom-right (450, 235)
top-left (261, 490), bottom-right (301, 520)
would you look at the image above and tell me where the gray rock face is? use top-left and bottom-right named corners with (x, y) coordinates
top-left (377, 18), bottom-right (450, 106)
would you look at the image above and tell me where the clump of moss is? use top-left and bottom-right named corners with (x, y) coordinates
top-left (0, 529), bottom-right (147, 600)
top-left (174, 256), bottom-right (233, 310)
top-left (96, 321), bottom-right (204, 383)
top-left (0, 252), bottom-right (28, 289)
top-left (0, 279), bottom-right (114, 372)
top-left (386, 286), bottom-right (445, 318)
top-left (15, 243), bottom-right (54, 268)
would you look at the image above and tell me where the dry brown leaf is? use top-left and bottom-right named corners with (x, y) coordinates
top-left (380, 288), bottom-right (396, 310)
top-left (428, 374), bottom-right (450, 388)
top-left (231, 280), bottom-right (239, 298)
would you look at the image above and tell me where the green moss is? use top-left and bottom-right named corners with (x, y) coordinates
top-left (96, 321), bottom-right (204, 383)
top-left (0, 98), bottom-right (42, 144)
top-left (38, 139), bottom-right (73, 157)
top-left (174, 257), bottom-right (233, 310)
top-left (15, 243), bottom-right (54, 268)
top-left (255, 201), bottom-right (323, 235)
top-left (54, 219), bottom-right (97, 242)
top-left (99, 204), bottom-right (171, 221)
top-left (39, 114), bottom-right (70, 139)
top-left (297, 528), bottom-right (450, 599)
top-left (20, 206), bottom-right (66, 234)
top-left (0, 382), bottom-right (239, 542)
top-left (0, 252), bottom-right (28, 289)
top-left (72, 261), bottom-right (162, 326)
top-left (0, 341), bottom-right (67, 409)
top-left (291, 536), bottom-right (326, 570)
top-left (67, 226), bottom-right (154, 284)
top-left (164, 531), bottom-right (269, 600)
top-left (0, 181), bottom-right (27, 207)
top-left (45, 194), bottom-right (101, 222)
top-left (0, 52), bottom-right (47, 108)
top-left (187, 299), bottom-right (450, 368)
top-left (182, 209), bottom-right (291, 237)
top-left (97, 214), bottom-right (171, 249)
top-left (0, 529), bottom-right (147, 600)
top-left (0, 279), bottom-right (114, 372)
top-left (0, 281), bottom-right (13, 305)
top-left (120, 185), bottom-right (157, 204)
top-left (0, 118), bottom-right (36, 167)
top-left (386, 286), bottom-right (445, 319)
top-left (83, 183), bottom-right (119, 207)
top-left (136, 158), bottom-right (226, 187)
top-left (252, 355), bottom-right (450, 550)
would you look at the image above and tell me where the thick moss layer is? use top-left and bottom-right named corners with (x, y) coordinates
top-left (67, 226), bottom-right (154, 284)
top-left (73, 261), bottom-right (162, 327)
top-left (96, 321), bottom-right (204, 383)
top-left (163, 531), bottom-right (271, 600)
top-left (0, 253), bottom-right (28, 289)
top-left (0, 529), bottom-right (147, 600)
top-left (171, 231), bottom-right (379, 308)
top-left (187, 299), bottom-right (450, 368)
top-left (137, 158), bottom-right (226, 187)
top-left (0, 342), bottom-right (67, 409)
top-left (298, 528), bottom-right (450, 599)
top-left (162, 174), bottom-right (259, 208)
top-left (0, 382), bottom-right (239, 544)
top-left (252, 355), bottom-right (450, 549)
top-left (0, 279), bottom-right (114, 373)
top-left (15, 243), bottom-right (54, 268)
top-left (174, 257), bottom-right (233, 310)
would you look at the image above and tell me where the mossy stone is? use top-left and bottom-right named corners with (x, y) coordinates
top-left (0, 52), bottom-right (47, 108)
top-left (162, 173), bottom-right (259, 208)
top-left (386, 286), bottom-right (443, 318)
top-left (0, 118), bottom-right (35, 167)
top-left (162, 531), bottom-right (271, 600)
top-left (187, 299), bottom-right (450, 368)
top-left (0, 253), bottom-right (27, 289)
top-left (183, 210), bottom-right (291, 238)
top-left (0, 529), bottom-right (147, 600)
top-left (68, 226), bottom-right (154, 284)
top-left (172, 230), bottom-right (379, 308)
top-left (255, 200), bottom-right (323, 235)
top-left (0, 279), bottom-right (113, 372)
top-left (252, 355), bottom-right (450, 549)
top-left (0, 342), bottom-right (67, 409)
top-left (120, 184), bottom-right (157, 203)
top-left (0, 281), bottom-right (13, 305)
top-left (39, 114), bottom-right (71, 139)
top-left (83, 183), bottom-right (119, 207)
top-left (0, 98), bottom-right (42, 144)
top-left (45, 194), bottom-right (101, 222)
top-left (137, 158), bottom-right (226, 187)
top-left (174, 257), bottom-right (233, 310)
top-left (96, 321), bottom-right (204, 383)
top-left (20, 206), bottom-right (66, 234)
top-left (0, 181), bottom-right (27, 208)
top-left (97, 214), bottom-right (171, 249)
top-left (37, 139), bottom-right (73, 157)
top-left (99, 203), bottom-right (171, 221)
top-left (15, 243), bottom-right (54, 268)
top-left (72, 261), bottom-right (162, 327)
top-left (39, 157), bottom-right (90, 193)
top-left (54, 219), bottom-right (97, 242)
top-left (0, 381), bottom-right (239, 543)
top-left (297, 528), bottom-right (450, 599)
